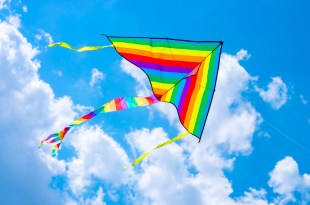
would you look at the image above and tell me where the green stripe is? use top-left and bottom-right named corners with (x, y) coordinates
top-left (149, 75), bottom-right (180, 84)
top-left (205, 48), bottom-right (217, 88)
top-left (109, 37), bottom-right (218, 51)
top-left (193, 48), bottom-right (219, 134)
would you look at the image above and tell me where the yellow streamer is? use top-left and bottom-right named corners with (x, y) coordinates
top-left (124, 131), bottom-right (190, 168)
top-left (48, 42), bottom-right (112, 52)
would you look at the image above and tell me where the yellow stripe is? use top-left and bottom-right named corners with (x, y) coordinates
top-left (124, 131), bottom-right (190, 168)
top-left (151, 81), bottom-right (174, 90)
top-left (73, 119), bottom-right (85, 124)
top-left (199, 56), bottom-right (211, 86)
top-left (161, 87), bottom-right (173, 101)
top-left (188, 88), bottom-right (205, 132)
top-left (104, 103), bottom-right (111, 112)
top-left (113, 42), bottom-right (210, 57)
top-left (135, 98), bottom-right (143, 106)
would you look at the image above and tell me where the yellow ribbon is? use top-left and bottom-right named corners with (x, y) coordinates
top-left (124, 131), bottom-right (190, 168)
top-left (48, 42), bottom-right (112, 52)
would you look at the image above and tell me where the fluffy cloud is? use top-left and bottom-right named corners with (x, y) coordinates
top-left (66, 125), bottom-right (134, 196)
top-left (0, 16), bottom-right (76, 204)
top-left (268, 156), bottom-right (310, 204)
top-left (255, 77), bottom-right (288, 109)
top-left (90, 68), bottom-right (105, 87)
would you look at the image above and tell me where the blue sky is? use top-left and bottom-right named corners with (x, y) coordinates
top-left (0, 0), bottom-right (309, 204)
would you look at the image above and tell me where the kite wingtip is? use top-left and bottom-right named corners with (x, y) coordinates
top-left (220, 41), bottom-right (223, 45)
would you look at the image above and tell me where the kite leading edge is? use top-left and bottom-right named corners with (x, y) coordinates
top-left (42, 35), bottom-right (223, 168)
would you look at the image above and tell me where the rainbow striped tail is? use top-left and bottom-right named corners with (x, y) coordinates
top-left (40, 95), bottom-right (159, 156)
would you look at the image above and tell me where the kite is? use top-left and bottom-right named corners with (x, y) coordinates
top-left (40, 35), bottom-right (223, 168)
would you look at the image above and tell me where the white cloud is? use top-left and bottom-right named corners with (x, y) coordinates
top-left (0, 0), bottom-right (7, 10)
top-left (35, 29), bottom-right (53, 44)
top-left (22, 5), bottom-right (27, 13)
top-left (6, 14), bottom-right (21, 28)
top-left (268, 156), bottom-right (310, 204)
top-left (85, 187), bottom-right (107, 205)
top-left (0, 15), bottom-right (76, 204)
top-left (236, 49), bottom-right (251, 61)
top-left (52, 69), bottom-right (63, 77)
top-left (89, 68), bottom-right (105, 87)
top-left (299, 95), bottom-right (308, 105)
top-left (66, 125), bottom-right (134, 196)
top-left (120, 59), bottom-right (152, 96)
top-left (236, 188), bottom-right (274, 205)
top-left (255, 77), bottom-right (288, 109)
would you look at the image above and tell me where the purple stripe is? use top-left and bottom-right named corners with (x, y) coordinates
top-left (131, 60), bottom-right (194, 74)
top-left (177, 78), bottom-right (192, 115)
top-left (120, 97), bottom-right (128, 110)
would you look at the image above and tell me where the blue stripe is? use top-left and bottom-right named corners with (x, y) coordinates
top-left (142, 67), bottom-right (187, 79)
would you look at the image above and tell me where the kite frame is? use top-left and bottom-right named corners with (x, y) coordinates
top-left (104, 34), bottom-right (223, 142)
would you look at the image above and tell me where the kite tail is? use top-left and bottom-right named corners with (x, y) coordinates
top-left (48, 42), bottom-right (113, 52)
top-left (40, 96), bottom-right (159, 156)
top-left (124, 131), bottom-right (190, 168)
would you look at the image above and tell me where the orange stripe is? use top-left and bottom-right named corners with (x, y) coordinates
top-left (116, 47), bottom-right (205, 63)
top-left (152, 88), bottom-right (168, 96)
top-left (109, 100), bottom-right (116, 111)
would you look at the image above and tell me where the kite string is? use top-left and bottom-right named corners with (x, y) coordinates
top-left (40, 96), bottom-right (159, 156)
top-left (264, 119), bottom-right (310, 155)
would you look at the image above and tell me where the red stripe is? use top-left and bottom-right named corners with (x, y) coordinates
top-left (145, 96), bottom-right (155, 104)
top-left (82, 114), bottom-right (93, 119)
top-left (120, 52), bottom-right (200, 68)
top-left (114, 98), bottom-right (122, 110)
top-left (179, 75), bottom-right (198, 123)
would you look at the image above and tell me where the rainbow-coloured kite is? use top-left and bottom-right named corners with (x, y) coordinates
top-left (41, 35), bottom-right (223, 167)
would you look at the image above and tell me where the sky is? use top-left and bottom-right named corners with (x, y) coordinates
top-left (0, 0), bottom-right (309, 204)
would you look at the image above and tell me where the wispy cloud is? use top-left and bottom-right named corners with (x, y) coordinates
top-left (299, 95), bottom-right (308, 105)
top-left (255, 77), bottom-right (288, 109)
top-left (22, 5), bottom-right (27, 13)
top-left (35, 29), bottom-right (53, 44)
top-left (89, 68), bottom-right (105, 87)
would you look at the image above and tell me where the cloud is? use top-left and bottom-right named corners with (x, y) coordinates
top-left (299, 95), bottom-right (308, 105)
top-left (0, 0), bottom-right (7, 10)
top-left (89, 68), bottom-right (105, 87)
top-left (236, 49), bottom-right (251, 61)
top-left (235, 188), bottom-right (271, 205)
top-left (120, 59), bottom-right (152, 96)
top-left (255, 77), bottom-right (288, 109)
top-left (35, 29), bottom-right (53, 44)
top-left (268, 156), bottom-right (310, 204)
top-left (84, 187), bottom-right (107, 205)
top-left (22, 5), bottom-right (27, 13)
top-left (0, 15), bottom-right (76, 204)
top-left (65, 125), bottom-right (134, 197)
top-left (52, 69), bottom-right (63, 77)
